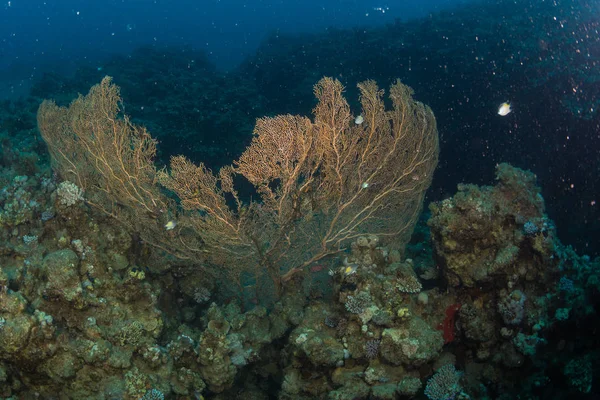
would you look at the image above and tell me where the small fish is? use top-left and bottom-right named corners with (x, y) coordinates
top-left (344, 264), bottom-right (358, 275)
top-left (361, 182), bottom-right (369, 189)
top-left (164, 220), bottom-right (177, 230)
top-left (498, 102), bottom-right (512, 116)
top-left (355, 115), bottom-right (364, 125)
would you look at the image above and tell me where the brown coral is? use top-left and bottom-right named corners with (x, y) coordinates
top-left (38, 77), bottom-right (439, 296)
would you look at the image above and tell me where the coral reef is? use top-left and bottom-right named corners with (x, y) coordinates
top-left (0, 2), bottom-right (597, 393)
top-left (0, 126), bottom-right (597, 399)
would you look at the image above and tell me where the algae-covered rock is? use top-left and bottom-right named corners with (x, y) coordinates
top-left (197, 324), bottom-right (237, 393)
top-left (108, 252), bottom-right (129, 271)
top-left (370, 383), bottom-right (398, 399)
top-left (0, 314), bottom-right (34, 355)
top-left (328, 376), bottom-right (370, 400)
top-left (380, 316), bottom-right (443, 366)
top-left (0, 289), bottom-right (27, 315)
top-left (170, 366), bottom-right (206, 396)
top-left (428, 164), bottom-right (551, 288)
top-left (39, 351), bottom-right (80, 380)
top-left (459, 304), bottom-right (496, 343)
top-left (397, 375), bottom-right (422, 396)
top-left (240, 306), bottom-right (271, 344)
top-left (293, 328), bottom-right (344, 367)
top-left (42, 249), bottom-right (82, 304)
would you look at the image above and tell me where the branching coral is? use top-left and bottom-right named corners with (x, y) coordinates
top-left (38, 76), bottom-right (439, 295)
top-left (424, 364), bottom-right (463, 400)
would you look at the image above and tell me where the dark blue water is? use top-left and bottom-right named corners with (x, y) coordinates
top-left (0, 0), bottom-right (458, 92)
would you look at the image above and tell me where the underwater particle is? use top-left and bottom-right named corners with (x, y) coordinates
top-left (164, 220), bottom-right (177, 230)
top-left (355, 114), bottom-right (364, 124)
top-left (373, 6), bottom-right (389, 13)
top-left (424, 364), bottom-right (463, 400)
top-left (364, 339), bottom-right (380, 359)
top-left (497, 101), bottom-right (512, 116)
top-left (140, 388), bottom-right (164, 400)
